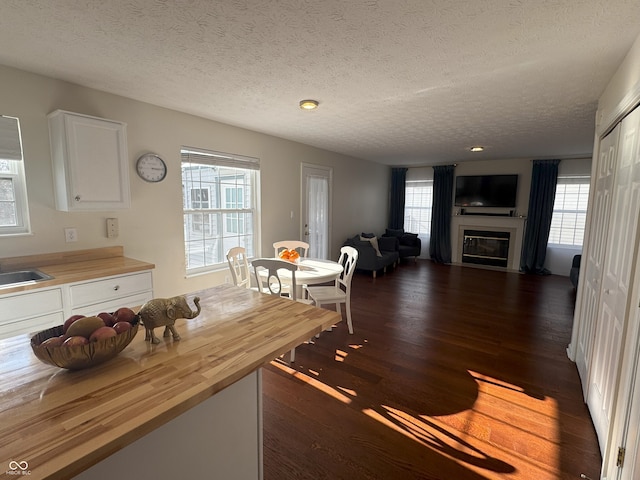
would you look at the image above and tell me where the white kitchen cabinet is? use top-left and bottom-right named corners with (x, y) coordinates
top-left (68, 271), bottom-right (153, 316)
top-left (0, 287), bottom-right (64, 340)
top-left (48, 110), bottom-right (130, 211)
top-left (0, 270), bottom-right (153, 339)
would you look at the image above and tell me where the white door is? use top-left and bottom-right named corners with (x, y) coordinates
top-left (575, 124), bottom-right (619, 397)
top-left (588, 105), bottom-right (640, 453)
top-left (301, 164), bottom-right (332, 259)
top-left (608, 300), bottom-right (640, 480)
top-left (604, 106), bottom-right (640, 480)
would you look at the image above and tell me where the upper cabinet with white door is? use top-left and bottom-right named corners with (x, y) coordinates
top-left (48, 110), bottom-right (131, 211)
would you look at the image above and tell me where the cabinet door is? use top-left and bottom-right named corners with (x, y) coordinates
top-left (0, 287), bottom-right (64, 340)
top-left (0, 312), bottom-right (65, 340)
top-left (49, 110), bottom-right (130, 211)
top-left (68, 271), bottom-right (152, 308)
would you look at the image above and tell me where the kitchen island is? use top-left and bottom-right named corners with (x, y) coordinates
top-left (0, 284), bottom-right (341, 479)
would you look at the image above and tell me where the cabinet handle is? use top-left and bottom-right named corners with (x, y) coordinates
top-left (75, 195), bottom-right (81, 201)
top-left (113, 285), bottom-right (120, 291)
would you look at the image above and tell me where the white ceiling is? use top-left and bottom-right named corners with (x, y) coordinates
top-left (1, 1), bottom-right (640, 166)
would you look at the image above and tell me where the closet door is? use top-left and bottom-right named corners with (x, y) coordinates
top-left (575, 124), bottom-right (619, 397)
top-left (588, 105), bottom-right (640, 452)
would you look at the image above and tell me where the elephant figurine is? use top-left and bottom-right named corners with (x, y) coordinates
top-left (138, 295), bottom-right (201, 344)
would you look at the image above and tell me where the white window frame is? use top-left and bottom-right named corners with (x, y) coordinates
top-left (548, 175), bottom-right (590, 247)
top-left (404, 179), bottom-right (433, 236)
top-left (0, 116), bottom-right (31, 236)
top-left (181, 147), bottom-right (260, 274)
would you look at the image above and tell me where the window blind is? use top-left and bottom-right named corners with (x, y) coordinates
top-left (181, 147), bottom-right (259, 170)
top-left (0, 116), bottom-right (23, 161)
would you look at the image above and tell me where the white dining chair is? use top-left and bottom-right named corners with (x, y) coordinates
top-left (305, 246), bottom-right (358, 334)
top-left (252, 258), bottom-right (312, 363)
top-left (226, 246), bottom-right (256, 290)
top-left (273, 240), bottom-right (309, 258)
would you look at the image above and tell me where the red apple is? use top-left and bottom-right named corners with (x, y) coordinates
top-left (41, 336), bottom-right (65, 348)
top-left (63, 336), bottom-right (89, 347)
top-left (113, 321), bottom-right (132, 334)
top-left (89, 326), bottom-right (117, 342)
top-left (63, 315), bottom-right (85, 334)
top-left (114, 307), bottom-right (136, 323)
top-left (97, 312), bottom-right (116, 327)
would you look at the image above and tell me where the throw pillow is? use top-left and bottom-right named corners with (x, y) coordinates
top-left (400, 233), bottom-right (419, 246)
top-left (360, 235), bottom-right (382, 257)
top-left (385, 228), bottom-right (404, 238)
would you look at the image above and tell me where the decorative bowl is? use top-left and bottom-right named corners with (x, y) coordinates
top-left (30, 317), bottom-right (139, 370)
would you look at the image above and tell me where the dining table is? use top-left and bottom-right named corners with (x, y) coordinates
top-left (262, 257), bottom-right (343, 298)
top-left (0, 284), bottom-right (341, 480)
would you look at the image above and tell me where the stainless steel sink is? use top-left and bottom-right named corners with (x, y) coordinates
top-left (0, 269), bottom-right (54, 286)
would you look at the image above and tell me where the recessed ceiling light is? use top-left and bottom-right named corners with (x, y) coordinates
top-left (299, 99), bottom-right (319, 110)
top-left (470, 146), bottom-right (484, 152)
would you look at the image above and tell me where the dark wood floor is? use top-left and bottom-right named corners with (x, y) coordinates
top-left (261, 260), bottom-right (602, 480)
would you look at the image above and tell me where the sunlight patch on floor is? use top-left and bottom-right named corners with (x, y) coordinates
top-left (465, 370), bottom-right (561, 473)
top-left (269, 360), bottom-right (352, 404)
top-left (363, 405), bottom-right (516, 475)
top-left (335, 349), bottom-right (348, 362)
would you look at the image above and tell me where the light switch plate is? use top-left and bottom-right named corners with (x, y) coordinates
top-left (64, 228), bottom-right (77, 242)
top-left (106, 218), bottom-right (119, 238)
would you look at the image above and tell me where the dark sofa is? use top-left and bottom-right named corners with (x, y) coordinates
top-left (382, 228), bottom-right (422, 262)
top-left (343, 234), bottom-right (399, 278)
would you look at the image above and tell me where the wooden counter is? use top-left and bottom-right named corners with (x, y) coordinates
top-left (0, 284), bottom-right (341, 479)
top-left (0, 247), bottom-right (155, 295)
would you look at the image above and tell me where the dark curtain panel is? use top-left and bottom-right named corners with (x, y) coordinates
top-left (429, 165), bottom-right (455, 263)
top-left (520, 159), bottom-right (560, 275)
top-left (389, 168), bottom-right (408, 229)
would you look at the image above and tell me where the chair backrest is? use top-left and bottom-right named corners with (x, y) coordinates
top-left (226, 246), bottom-right (251, 289)
top-left (273, 240), bottom-right (309, 258)
top-left (252, 258), bottom-right (299, 300)
top-left (337, 246), bottom-right (359, 292)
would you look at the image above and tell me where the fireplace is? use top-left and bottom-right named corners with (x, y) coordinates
top-left (462, 230), bottom-right (510, 268)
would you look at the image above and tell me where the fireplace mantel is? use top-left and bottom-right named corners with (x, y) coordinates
top-left (451, 214), bottom-right (526, 271)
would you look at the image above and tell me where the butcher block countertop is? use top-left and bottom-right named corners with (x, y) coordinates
top-left (0, 247), bottom-right (155, 295)
top-left (0, 284), bottom-right (341, 480)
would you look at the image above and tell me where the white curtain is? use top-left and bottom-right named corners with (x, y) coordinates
top-left (307, 175), bottom-right (328, 259)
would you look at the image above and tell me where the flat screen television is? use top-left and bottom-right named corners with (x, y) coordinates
top-left (454, 174), bottom-right (518, 208)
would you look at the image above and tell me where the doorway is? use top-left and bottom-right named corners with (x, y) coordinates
top-left (301, 164), bottom-right (332, 259)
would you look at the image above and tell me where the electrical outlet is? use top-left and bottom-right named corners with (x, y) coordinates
top-left (64, 228), bottom-right (77, 243)
top-left (106, 218), bottom-right (119, 238)
top-left (225, 275), bottom-right (231, 284)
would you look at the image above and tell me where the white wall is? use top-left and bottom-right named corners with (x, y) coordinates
top-left (0, 65), bottom-right (389, 297)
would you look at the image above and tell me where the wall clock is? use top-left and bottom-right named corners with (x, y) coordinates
top-left (136, 153), bottom-right (167, 183)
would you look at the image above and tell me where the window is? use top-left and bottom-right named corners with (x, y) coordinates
top-left (0, 116), bottom-right (30, 235)
top-left (548, 175), bottom-right (590, 246)
top-left (181, 148), bottom-right (259, 273)
top-left (404, 179), bottom-right (433, 235)
top-left (224, 187), bottom-right (244, 234)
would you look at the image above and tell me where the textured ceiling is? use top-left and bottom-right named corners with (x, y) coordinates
top-left (1, 1), bottom-right (640, 166)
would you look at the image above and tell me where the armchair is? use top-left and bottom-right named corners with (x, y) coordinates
top-left (382, 228), bottom-right (422, 262)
